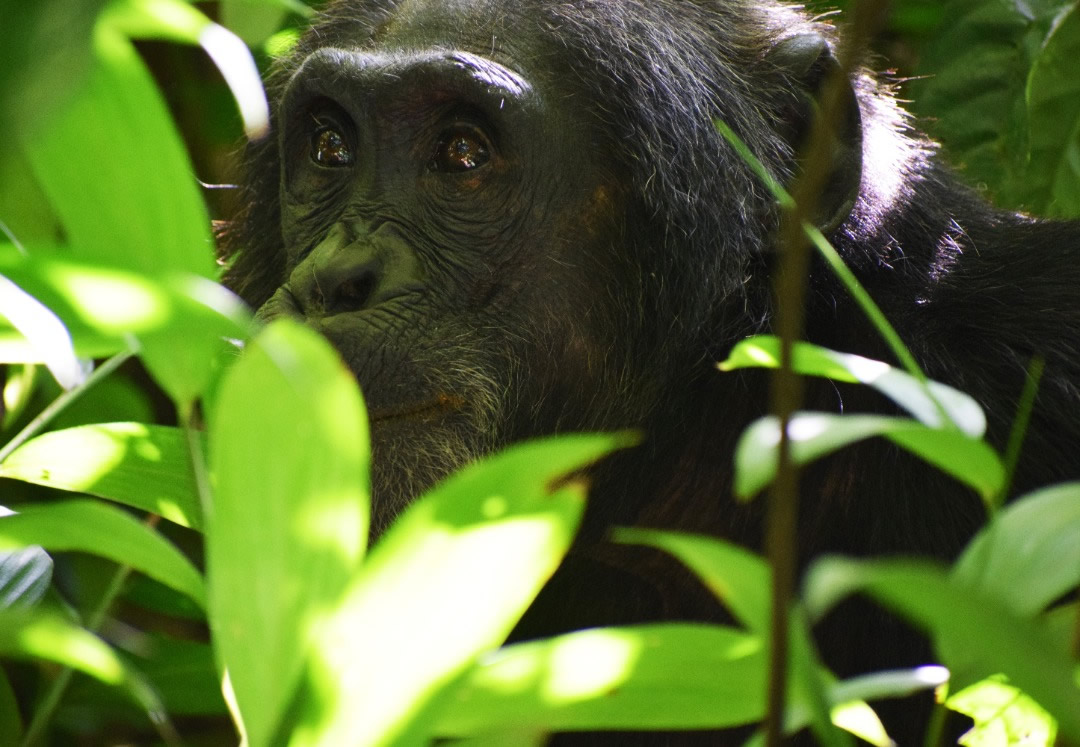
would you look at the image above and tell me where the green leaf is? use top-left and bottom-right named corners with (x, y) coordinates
top-left (0, 273), bottom-right (87, 390)
top-left (0, 608), bottom-right (162, 716)
top-left (132, 635), bottom-right (227, 716)
top-left (0, 423), bottom-right (202, 529)
top-left (947, 676), bottom-right (1057, 747)
top-left (0, 499), bottom-right (205, 608)
top-left (207, 319), bottom-right (370, 747)
top-left (612, 530), bottom-right (853, 745)
top-left (20, 23), bottom-right (214, 279)
top-left (294, 433), bottom-right (629, 746)
top-left (0, 2), bottom-right (107, 134)
top-left (910, 1), bottom-right (1030, 202)
top-left (615, 528), bottom-right (771, 633)
top-left (436, 623), bottom-right (767, 735)
top-left (805, 557), bottom-right (1080, 741)
top-left (734, 413), bottom-right (1004, 502)
top-left (0, 610), bottom-right (124, 682)
top-left (953, 482), bottom-right (1080, 615)
top-left (220, 0), bottom-right (312, 46)
top-left (1025, 3), bottom-right (1080, 217)
top-left (102, 0), bottom-right (270, 139)
top-left (721, 337), bottom-right (986, 436)
top-left (0, 253), bottom-right (252, 405)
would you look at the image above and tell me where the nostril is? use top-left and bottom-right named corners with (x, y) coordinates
top-left (329, 271), bottom-right (378, 312)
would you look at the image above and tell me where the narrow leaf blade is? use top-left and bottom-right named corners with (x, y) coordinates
top-left (953, 482), bottom-right (1080, 615)
top-left (0, 423), bottom-right (202, 529)
top-left (208, 319), bottom-right (370, 747)
top-left (437, 624), bottom-right (766, 735)
top-left (294, 433), bottom-right (629, 746)
top-left (0, 499), bottom-right (204, 608)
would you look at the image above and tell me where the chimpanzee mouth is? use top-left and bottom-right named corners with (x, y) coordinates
top-left (368, 393), bottom-right (466, 423)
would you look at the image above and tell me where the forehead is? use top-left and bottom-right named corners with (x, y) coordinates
top-left (308, 0), bottom-right (547, 80)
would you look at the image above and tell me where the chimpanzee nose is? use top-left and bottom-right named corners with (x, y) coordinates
top-left (314, 257), bottom-right (380, 314)
top-left (287, 223), bottom-right (424, 316)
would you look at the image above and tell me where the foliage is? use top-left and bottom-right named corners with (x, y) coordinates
top-left (0, 0), bottom-right (1077, 745)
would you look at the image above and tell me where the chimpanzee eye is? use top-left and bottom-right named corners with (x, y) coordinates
top-left (431, 128), bottom-right (491, 172)
top-left (311, 126), bottom-right (354, 167)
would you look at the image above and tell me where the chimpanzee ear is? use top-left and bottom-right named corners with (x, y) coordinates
top-left (767, 32), bottom-right (863, 234)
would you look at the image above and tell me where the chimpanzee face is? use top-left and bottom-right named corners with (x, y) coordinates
top-left (257, 3), bottom-right (651, 530)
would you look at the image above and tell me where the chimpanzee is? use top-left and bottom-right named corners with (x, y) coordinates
top-left (222, 0), bottom-right (1080, 742)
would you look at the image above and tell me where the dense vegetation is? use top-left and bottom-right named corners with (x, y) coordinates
top-left (0, 0), bottom-right (1078, 744)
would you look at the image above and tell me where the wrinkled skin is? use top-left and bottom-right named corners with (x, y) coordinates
top-left (254, 24), bottom-right (659, 532)
top-left (225, 0), bottom-right (1080, 742)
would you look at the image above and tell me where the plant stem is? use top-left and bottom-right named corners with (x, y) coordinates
top-left (763, 2), bottom-right (883, 743)
top-left (0, 349), bottom-right (136, 464)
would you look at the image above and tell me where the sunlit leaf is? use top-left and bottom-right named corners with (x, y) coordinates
top-left (20, 23), bottom-right (215, 278)
top-left (0, 500), bottom-right (205, 608)
top-left (615, 528), bottom-right (770, 633)
top-left (0, 253), bottom-right (252, 405)
top-left (0, 609), bottom-right (124, 682)
top-left (103, 0), bottom-right (270, 138)
top-left (293, 433), bottom-right (630, 746)
top-left (954, 482), bottom-right (1080, 615)
top-left (1025, 3), bottom-right (1080, 216)
top-left (138, 275), bottom-right (252, 407)
top-left (208, 319), bottom-right (369, 747)
top-left (721, 336), bottom-right (986, 436)
top-left (0, 423), bottom-right (202, 530)
top-left (735, 413), bottom-right (1004, 502)
top-left (437, 624), bottom-right (767, 735)
top-left (0, 608), bottom-right (163, 718)
top-left (948, 676), bottom-right (1057, 746)
top-left (0, 507), bottom-right (52, 610)
top-left (613, 529), bottom-right (853, 745)
top-left (1, 364), bottom-right (38, 430)
top-left (0, 273), bottom-right (88, 390)
top-left (805, 557), bottom-right (1080, 740)
top-left (221, 0), bottom-right (313, 46)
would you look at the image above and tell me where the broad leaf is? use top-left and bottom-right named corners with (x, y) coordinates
top-left (0, 273), bottom-right (87, 390)
top-left (0, 609), bottom-right (161, 716)
top-left (615, 528), bottom-right (770, 633)
top-left (293, 433), bottom-right (629, 746)
top-left (103, 0), bottom-right (270, 138)
top-left (0, 499), bottom-right (205, 608)
top-left (0, 423), bottom-right (202, 530)
top-left (735, 413), bottom-right (1004, 502)
top-left (1025, 3), bottom-right (1080, 216)
top-left (615, 530), bottom-right (856, 745)
top-left (0, 253), bottom-right (252, 405)
top-left (947, 676), bottom-right (1057, 746)
top-left (208, 319), bottom-right (370, 747)
top-left (721, 336), bottom-right (986, 436)
top-left (437, 624), bottom-right (767, 735)
top-left (805, 556), bottom-right (1080, 741)
top-left (21, 23), bottom-right (214, 279)
top-left (953, 482), bottom-right (1080, 615)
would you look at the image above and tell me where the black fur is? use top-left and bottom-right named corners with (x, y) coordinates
top-left (222, 1), bottom-right (1080, 742)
